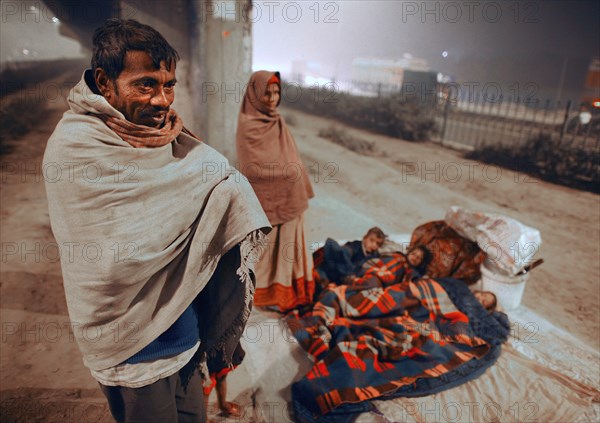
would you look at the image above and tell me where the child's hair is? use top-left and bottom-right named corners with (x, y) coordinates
top-left (407, 244), bottom-right (431, 268)
top-left (365, 226), bottom-right (386, 240)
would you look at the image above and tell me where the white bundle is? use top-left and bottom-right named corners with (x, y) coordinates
top-left (445, 206), bottom-right (542, 276)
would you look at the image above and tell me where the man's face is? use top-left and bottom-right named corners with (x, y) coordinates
top-left (96, 51), bottom-right (177, 128)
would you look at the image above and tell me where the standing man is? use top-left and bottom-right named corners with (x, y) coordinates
top-left (43, 19), bottom-right (269, 422)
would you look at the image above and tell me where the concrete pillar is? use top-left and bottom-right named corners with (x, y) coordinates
top-left (189, 0), bottom-right (253, 161)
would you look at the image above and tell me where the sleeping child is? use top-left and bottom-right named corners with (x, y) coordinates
top-left (473, 290), bottom-right (498, 312)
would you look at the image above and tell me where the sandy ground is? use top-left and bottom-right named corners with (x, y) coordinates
top-left (1, 73), bottom-right (598, 422)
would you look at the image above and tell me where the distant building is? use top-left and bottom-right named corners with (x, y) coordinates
top-left (290, 60), bottom-right (326, 85)
top-left (351, 54), bottom-right (429, 85)
top-left (349, 55), bottom-right (436, 101)
top-left (400, 69), bottom-right (438, 103)
top-left (581, 57), bottom-right (600, 109)
top-left (351, 58), bottom-right (405, 86)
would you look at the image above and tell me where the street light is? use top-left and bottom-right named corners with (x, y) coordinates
top-left (579, 110), bottom-right (592, 125)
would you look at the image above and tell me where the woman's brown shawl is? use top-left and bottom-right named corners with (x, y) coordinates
top-left (236, 70), bottom-right (314, 225)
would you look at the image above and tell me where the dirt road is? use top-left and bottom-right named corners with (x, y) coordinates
top-left (1, 75), bottom-right (598, 422)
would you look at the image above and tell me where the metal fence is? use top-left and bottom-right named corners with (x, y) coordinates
top-left (287, 74), bottom-right (599, 152)
top-left (433, 96), bottom-right (599, 152)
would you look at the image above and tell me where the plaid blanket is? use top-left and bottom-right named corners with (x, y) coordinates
top-left (287, 254), bottom-right (510, 422)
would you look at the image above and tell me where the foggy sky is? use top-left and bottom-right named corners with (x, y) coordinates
top-left (0, 0), bottom-right (84, 64)
top-left (253, 1), bottom-right (600, 101)
top-left (1, 0), bottom-right (598, 103)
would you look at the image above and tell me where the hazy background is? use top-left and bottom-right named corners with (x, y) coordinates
top-left (1, 0), bottom-right (599, 103)
top-left (252, 0), bottom-right (599, 103)
top-left (0, 0), bottom-right (84, 63)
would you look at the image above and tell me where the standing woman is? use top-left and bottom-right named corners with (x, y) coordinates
top-left (237, 71), bottom-right (315, 311)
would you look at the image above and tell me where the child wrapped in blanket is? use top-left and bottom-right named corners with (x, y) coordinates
top-left (313, 227), bottom-right (386, 287)
top-left (343, 245), bottom-right (431, 311)
top-left (349, 245), bottom-right (430, 287)
top-left (306, 245), bottom-right (433, 321)
top-left (368, 247), bottom-right (498, 313)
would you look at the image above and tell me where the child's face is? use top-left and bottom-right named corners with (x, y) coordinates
top-left (407, 248), bottom-right (424, 267)
top-left (362, 233), bottom-right (384, 254)
top-left (474, 291), bottom-right (496, 310)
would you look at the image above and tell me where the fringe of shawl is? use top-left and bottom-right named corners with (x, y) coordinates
top-left (181, 230), bottom-right (268, 391)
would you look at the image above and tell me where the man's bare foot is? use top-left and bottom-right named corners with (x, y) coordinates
top-left (219, 401), bottom-right (242, 418)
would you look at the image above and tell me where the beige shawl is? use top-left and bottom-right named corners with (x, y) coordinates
top-left (43, 71), bottom-right (270, 371)
top-left (236, 70), bottom-right (314, 225)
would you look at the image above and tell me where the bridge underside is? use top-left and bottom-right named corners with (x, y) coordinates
top-left (46, 0), bottom-right (119, 50)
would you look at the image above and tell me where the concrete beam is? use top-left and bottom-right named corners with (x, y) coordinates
top-left (45, 0), bottom-right (118, 49)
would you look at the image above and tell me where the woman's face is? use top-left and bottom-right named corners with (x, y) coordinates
top-left (261, 83), bottom-right (280, 112)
